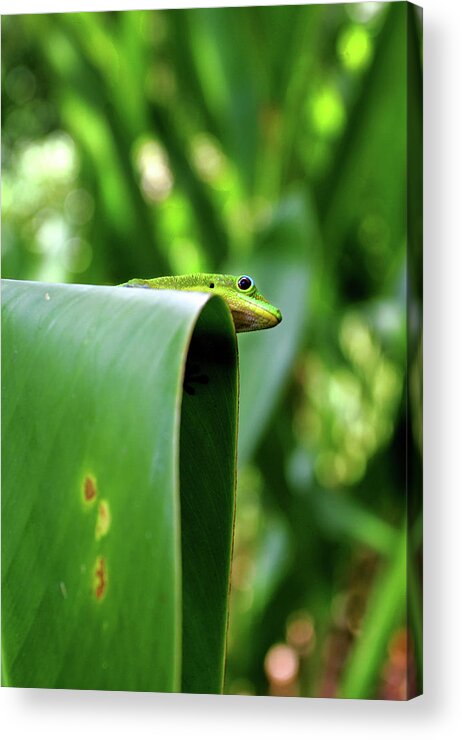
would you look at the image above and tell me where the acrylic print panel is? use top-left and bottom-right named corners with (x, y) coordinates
top-left (1, 1), bottom-right (423, 699)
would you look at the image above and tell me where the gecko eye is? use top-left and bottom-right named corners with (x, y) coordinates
top-left (237, 275), bottom-right (254, 293)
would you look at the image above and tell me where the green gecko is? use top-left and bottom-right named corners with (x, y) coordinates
top-left (120, 274), bottom-right (282, 333)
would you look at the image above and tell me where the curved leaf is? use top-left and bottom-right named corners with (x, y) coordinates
top-left (2, 279), bottom-right (238, 693)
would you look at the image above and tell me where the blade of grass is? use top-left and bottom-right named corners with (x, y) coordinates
top-left (338, 521), bottom-right (407, 699)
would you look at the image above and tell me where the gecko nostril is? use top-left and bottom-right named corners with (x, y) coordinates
top-left (209, 283), bottom-right (214, 289)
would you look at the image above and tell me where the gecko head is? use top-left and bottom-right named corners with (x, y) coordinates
top-left (223, 275), bottom-right (282, 333)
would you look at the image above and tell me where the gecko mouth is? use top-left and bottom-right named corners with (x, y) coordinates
top-left (232, 302), bottom-right (282, 332)
top-left (259, 305), bottom-right (282, 327)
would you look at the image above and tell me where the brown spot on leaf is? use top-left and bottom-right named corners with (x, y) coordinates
top-left (95, 500), bottom-right (111, 540)
top-left (94, 557), bottom-right (107, 601)
top-left (83, 475), bottom-right (97, 504)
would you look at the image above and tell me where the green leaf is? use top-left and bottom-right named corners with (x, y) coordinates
top-left (338, 522), bottom-right (407, 699)
top-left (319, 4), bottom-right (407, 297)
top-left (234, 193), bottom-right (314, 465)
top-left (185, 8), bottom-right (260, 192)
top-left (308, 487), bottom-right (398, 557)
top-left (2, 279), bottom-right (238, 693)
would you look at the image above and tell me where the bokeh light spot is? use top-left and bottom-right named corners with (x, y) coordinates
top-left (35, 212), bottom-right (70, 256)
top-left (287, 612), bottom-right (316, 656)
top-left (338, 25), bottom-right (372, 71)
top-left (191, 133), bottom-right (226, 185)
top-left (346, 2), bottom-right (385, 24)
top-left (62, 237), bottom-right (93, 273)
top-left (310, 86), bottom-right (345, 139)
top-left (264, 643), bottom-right (298, 686)
top-left (135, 140), bottom-right (173, 202)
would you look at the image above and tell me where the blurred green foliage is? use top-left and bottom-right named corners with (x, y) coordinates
top-left (1, 1), bottom-right (422, 699)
